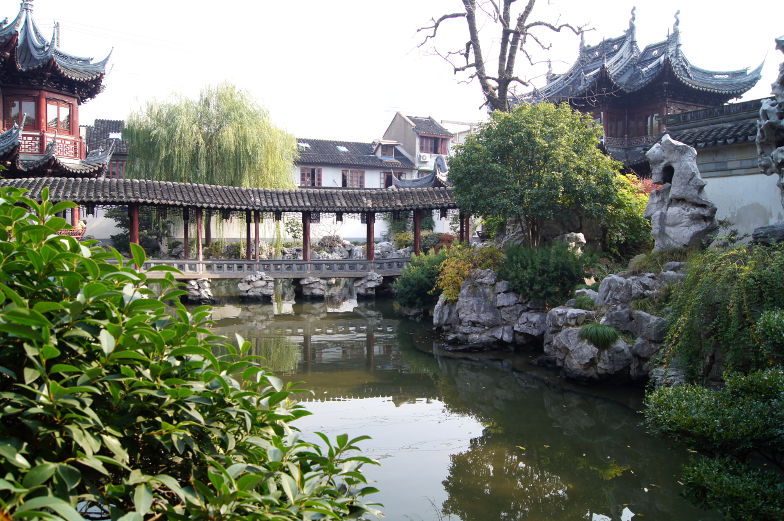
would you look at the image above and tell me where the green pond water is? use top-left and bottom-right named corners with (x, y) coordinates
top-left (206, 297), bottom-right (720, 521)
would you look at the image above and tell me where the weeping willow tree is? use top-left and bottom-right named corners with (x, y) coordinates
top-left (124, 83), bottom-right (296, 247)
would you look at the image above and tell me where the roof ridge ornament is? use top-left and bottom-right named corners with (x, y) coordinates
top-left (20, 0), bottom-right (32, 12)
top-left (628, 6), bottom-right (636, 41)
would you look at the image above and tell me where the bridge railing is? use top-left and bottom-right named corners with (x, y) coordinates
top-left (141, 258), bottom-right (411, 278)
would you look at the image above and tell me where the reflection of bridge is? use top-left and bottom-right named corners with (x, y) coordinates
top-left (143, 258), bottom-right (410, 279)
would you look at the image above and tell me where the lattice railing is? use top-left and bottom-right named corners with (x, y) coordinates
top-left (140, 258), bottom-right (410, 278)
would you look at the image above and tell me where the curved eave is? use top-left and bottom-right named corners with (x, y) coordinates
top-left (670, 59), bottom-right (763, 96)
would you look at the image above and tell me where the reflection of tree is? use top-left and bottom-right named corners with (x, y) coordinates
top-left (249, 336), bottom-right (301, 374)
top-left (442, 435), bottom-right (569, 521)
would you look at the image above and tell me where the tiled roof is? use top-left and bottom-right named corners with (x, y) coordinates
top-left (0, 126), bottom-right (113, 178)
top-left (295, 138), bottom-right (415, 170)
top-left (665, 98), bottom-right (762, 149)
top-left (520, 12), bottom-right (761, 105)
top-left (85, 119), bottom-right (129, 155)
top-left (0, 178), bottom-right (457, 212)
top-left (408, 116), bottom-right (453, 137)
top-left (0, 2), bottom-right (109, 102)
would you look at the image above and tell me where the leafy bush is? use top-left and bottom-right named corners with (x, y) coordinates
top-left (393, 232), bottom-right (413, 250)
top-left (756, 309), bottom-right (784, 366)
top-left (664, 244), bottom-right (784, 378)
top-left (627, 247), bottom-right (691, 275)
top-left (579, 323), bottom-right (619, 350)
top-left (421, 231), bottom-right (441, 252)
top-left (0, 187), bottom-right (378, 520)
top-left (436, 245), bottom-right (504, 302)
top-left (393, 250), bottom-right (448, 308)
top-left (645, 369), bottom-right (784, 520)
top-left (572, 294), bottom-right (596, 311)
top-left (498, 243), bottom-right (588, 308)
top-left (602, 174), bottom-right (653, 258)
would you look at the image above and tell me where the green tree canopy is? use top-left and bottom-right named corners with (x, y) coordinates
top-left (124, 83), bottom-right (296, 189)
top-left (448, 102), bottom-right (644, 248)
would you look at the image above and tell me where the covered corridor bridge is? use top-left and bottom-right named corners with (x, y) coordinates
top-left (0, 177), bottom-right (465, 277)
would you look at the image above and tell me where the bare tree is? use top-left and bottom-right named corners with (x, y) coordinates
top-left (418, 0), bottom-right (585, 112)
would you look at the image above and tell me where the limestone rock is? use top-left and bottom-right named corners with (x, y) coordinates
top-left (300, 277), bottom-right (326, 298)
top-left (515, 311), bottom-right (547, 337)
top-left (238, 271), bottom-right (274, 301)
top-left (597, 275), bottom-right (632, 308)
top-left (354, 272), bottom-right (383, 297)
top-left (554, 232), bottom-right (587, 254)
top-left (752, 224), bottom-right (784, 245)
top-left (551, 328), bottom-right (633, 381)
top-left (756, 36), bottom-right (784, 194)
top-left (644, 135), bottom-right (718, 252)
top-left (574, 288), bottom-right (599, 303)
top-left (185, 278), bottom-right (214, 304)
top-left (433, 294), bottom-right (458, 328)
top-left (662, 261), bottom-right (687, 272)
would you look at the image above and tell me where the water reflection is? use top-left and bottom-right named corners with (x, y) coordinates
top-left (207, 299), bottom-right (720, 521)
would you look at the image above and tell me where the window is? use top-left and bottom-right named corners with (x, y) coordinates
top-left (419, 136), bottom-right (447, 155)
top-left (300, 167), bottom-right (322, 187)
top-left (380, 144), bottom-right (395, 158)
top-left (109, 160), bottom-right (126, 179)
top-left (341, 169), bottom-right (364, 188)
top-left (46, 99), bottom-right (72, 132)
top-left (5, 97), bottom-right (37, 129)
top-left (381, 171), bottom-right (396, 188)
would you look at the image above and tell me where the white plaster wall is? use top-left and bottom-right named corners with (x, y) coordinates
top-left (292, 165), bottom-right (422, 188)
top-left (703, 173), bottom-right (784, 238)
top-left (84, 207), bottom-right (121, 242)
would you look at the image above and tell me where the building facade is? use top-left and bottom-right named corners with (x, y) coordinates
top-left (382, 113), bottom-right (453, 175)
top-left (521, 10), bottom-right (762, 175)
top-left (0, 1), bottom-right (113, 178)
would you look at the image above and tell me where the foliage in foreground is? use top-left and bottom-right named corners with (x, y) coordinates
top-left (645, 369), bottom-right (784, 520)
top-left (448, 103), bottom-right (649, 249)
top-left (663, 244), bottom-right (784, 379)
top-left (436, 245), bottom-right (504, 303)
top-left (498, 243), bottom-right (588, 308)
top-left (0, 187), bottom-right (378, 520)
top-left (393, 250), bottom-right (448, 309)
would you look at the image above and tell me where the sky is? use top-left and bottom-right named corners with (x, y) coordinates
top-left (17, 0), bottom-right (784, 142)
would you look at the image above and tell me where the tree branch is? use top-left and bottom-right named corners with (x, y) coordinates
top-left (417, 13), bottom-right (466, 46)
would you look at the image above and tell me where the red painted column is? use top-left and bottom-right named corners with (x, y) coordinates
top-left (245, 210), bottom-right (252, 260)
top-left (302, 211), bottom-right (311, 262)
top-left (413, 210), bottom-right (422, 255)
top-left (366, 212), bottom-right (375, 260)
top-left (253, 211), bottom-right (260, 261)
top-left (71, 206), bottom-right (80, 227)
top-left (128, 204), bottom-right (139, 246)
top-left (37, 91), bottom-right (46, 153)
top-left (183, 208), bottom-right (190, 260)
top-left (195, 208), bottom-right (203, 262)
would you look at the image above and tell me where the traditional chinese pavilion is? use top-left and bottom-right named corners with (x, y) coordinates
top-left (521, 9), bottom-right (763, 174)
top-left (0, 0), bottom-right (113, 178)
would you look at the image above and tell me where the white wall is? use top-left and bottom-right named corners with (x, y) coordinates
top-left (703, 173), bottom-right (784, 238)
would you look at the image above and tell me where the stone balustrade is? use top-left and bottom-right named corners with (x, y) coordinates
top-left (141, 258), bottom-right (409, 279)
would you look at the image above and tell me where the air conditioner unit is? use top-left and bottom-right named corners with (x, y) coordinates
top-left (418, 153), bottom-right (430, 162)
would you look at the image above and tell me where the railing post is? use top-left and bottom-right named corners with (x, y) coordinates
top-left (245, 209), bottom-right (252, 260)
top-left (183, 207), bottom-right (190, 260)
top-left (254, 211), bottom-right (260, 261)
top-left (302, 211), bottom-right (311, 262)
top-left (196, 208), bottom-right (203, 270)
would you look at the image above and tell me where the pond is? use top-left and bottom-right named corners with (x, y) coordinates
top-left (206, 297), bottom-right (720, 521)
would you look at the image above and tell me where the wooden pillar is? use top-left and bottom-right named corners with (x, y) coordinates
top-left (366, 212), bottom-right (375, 260)
top-left (463, 214), bottom-right (471, 243)
top-left (37, 91), bottom-right (46, 152)
top-left (302, 211), bottom-right (311, 262)
top-left (128, 204), bottom-right (139, 246)
top-left (458, 212), bottom-right (465, 243)
top-left (195, 208), bottom-right (203, 262)
top-left (413, 210), bottom-right (422, 255)
top-left (183, 208), bottom-right (190, 260)
top-left (245, 210), bottom-right (252, 260)
top-left (253, 211), bottom-right (260, 261)
top-left (70, 206), bottom-right (80, 227)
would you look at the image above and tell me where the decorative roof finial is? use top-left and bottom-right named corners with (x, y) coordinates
top-left (629, 7), bottom-right (636, 30)
top-left (579, 30), bottom-right (585, 54)
top-left (673, 10), bottom-right (680, 33)
top-left (53, 21), bottom-right (60, 48)
top-left (20, 0), bottom-right (33, 12)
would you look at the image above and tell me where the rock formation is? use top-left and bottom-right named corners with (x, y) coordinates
top-left (237, 272), bottom-right (275, 301)
top-left (185, 278), bottom-right (214, 304)
top-left (300, 277), bottom-right (326, 298)
top-left (644, 135), bottom-right (717, 251)
top-left (757, 35), bottom-right (784, 191)
top-left (353, 272), bottom-right (383, 297)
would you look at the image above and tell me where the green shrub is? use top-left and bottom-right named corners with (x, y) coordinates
top-left (393, 231), bottom-right (413, 250)
top-left (393, 250), bottom-right (448, 308)
top-left (436, 245), bottom-right (504, 302)
top-left (572, 294), bottom-right (596, 311)
top-left (627, 247), bottom-right (691, 275)
top-left (602, 174), bottom-right (653, 258)
top-left (579, 323), bottom-right (619, 349)
top-left (664, 244), bottom-right (784, 378)
top-left (645, 369), bottom-right (784, 520)
top-left (756, 309), bottom-right (784, 366)
top-left (499, 243), bottom-right (588, 308)
top-left (421, 231), bottom-right (441, 252)
top-left (0, 187), bottom-right (378, 520)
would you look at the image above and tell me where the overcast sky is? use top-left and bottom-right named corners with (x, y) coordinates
top-left (19, 0), bottom-right (783, 141)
